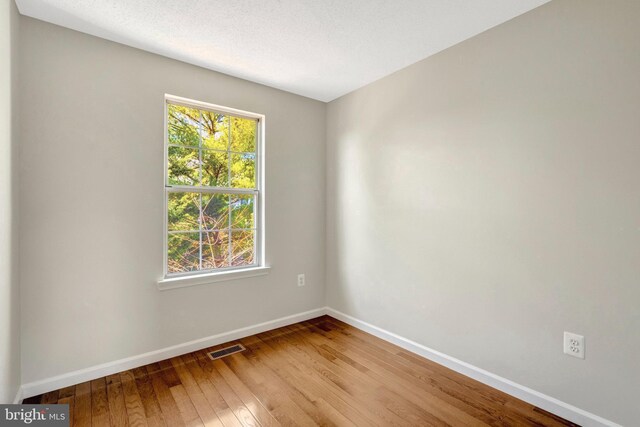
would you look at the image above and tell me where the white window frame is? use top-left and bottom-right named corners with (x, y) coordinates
top-left (158, 94), bottom-right (268, 289)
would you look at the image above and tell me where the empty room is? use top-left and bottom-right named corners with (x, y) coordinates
top-left (1, 0), bottom-right (638, 426)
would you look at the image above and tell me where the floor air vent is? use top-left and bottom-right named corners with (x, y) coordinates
top-left (207, 343), bottom-right (246, 360)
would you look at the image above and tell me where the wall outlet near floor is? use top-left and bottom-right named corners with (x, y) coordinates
top-left (297, 274), bottom-right (306, 287)
top-left (564, 332), bottom-right (585, 359)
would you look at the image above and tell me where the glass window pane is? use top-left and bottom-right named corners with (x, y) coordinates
top-left (202, 230), bottom-right (230, 269)
top-left (202, 194), bottom-right (229, 231)
top-left (168, 192), bottom-right (200, 231)
top-left (168, 146), bottom-right (200, 186)
top-left (230, 153), bottom-right (255, 188)
top-left (168, 104), bottom-right (201, 147)
top-left (166, 102), bottom-right (261, 275)
top-left (230, 117), bottom-right (256, 153)
top-left (230, 195), bottom-right (254, 229)
top-left (201, 111), bottom-right (229, 151)
top-left (231, 230), bottom-right (255, 266)
top-left (167, 232), bottom-right (200, 273)
top-left (202, 150), bottom-right (229, 187)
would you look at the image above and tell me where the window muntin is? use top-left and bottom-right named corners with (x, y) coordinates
top-left (164, 97), bottom-right (262, 277)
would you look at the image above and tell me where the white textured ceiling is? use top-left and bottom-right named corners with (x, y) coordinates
top-left (16, 0), bottom-right (549, 101)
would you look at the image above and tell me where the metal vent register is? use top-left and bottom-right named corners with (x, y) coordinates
top-left (208, 344), bottom-right (246, 360)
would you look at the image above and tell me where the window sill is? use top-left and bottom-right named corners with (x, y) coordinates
top-left (157, 266), bottom-right (271, 291)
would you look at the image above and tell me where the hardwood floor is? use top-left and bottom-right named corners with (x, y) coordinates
top-left (23, 316), bottom-right (578, 426)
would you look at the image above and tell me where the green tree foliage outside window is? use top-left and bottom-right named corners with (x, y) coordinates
top-left (166, 102), bottom-right (259, 274)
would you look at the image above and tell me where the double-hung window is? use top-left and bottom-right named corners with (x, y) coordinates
top-left (163, 95), bottom-right (264, 280)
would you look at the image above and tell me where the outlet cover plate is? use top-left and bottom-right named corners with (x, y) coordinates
top-left (564, 332), bottom-right (585, 359)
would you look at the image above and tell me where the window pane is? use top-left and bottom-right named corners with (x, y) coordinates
top-left (230, 153), bottom-right (255, 188)
top-left (202, 150), bottom-right (229, 187)
top-left (168, 146), bottom-right (200, 186)
top-left (230, 117), bottom-right (256, 153)
top-left (166, 101), bottom-right (261, 276)
top-left (167, 232), bottom-right (200, 273)
top-left (202, 230), bottom-right (230, 269)
top-left (231, 230), bottom-right (255, 266)
top-left (202, 194), bottom-right (229, 231)
top-left (168, 104), bottom-right (201, 147)
top-left (168, 192), bottom-right (200, 231)
top-left (230, 195), bottom-right (254, 229)
top-left (201, 111), bottom-right (229, 151)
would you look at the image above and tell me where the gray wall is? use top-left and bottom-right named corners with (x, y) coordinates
top-left (0, 0), bottom-right (20, 404)
top-left (326, 0), bottom-right (640, 424)
top-left (19, 16), bottom-right (326, 384)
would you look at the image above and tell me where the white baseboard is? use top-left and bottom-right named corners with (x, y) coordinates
top-left (13, 386), bottom-right (23, 404)
top-left (325, 307), bottom-right (620, 427)
top-left (20, 307), bottom-right (326, 399)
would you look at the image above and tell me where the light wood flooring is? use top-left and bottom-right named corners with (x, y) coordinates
top-left (23, 316), bottom-right (577, 426)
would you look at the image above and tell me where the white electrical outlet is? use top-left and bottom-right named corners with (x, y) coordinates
top-left (297, 274), bottom-right (305, 287)
top-left (564, 332), bottom-right (585, 359)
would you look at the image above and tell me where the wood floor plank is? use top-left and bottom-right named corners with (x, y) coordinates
top-left (59, 396), bottom-right (75, 426)
top-left (106, 373), bottom-right (130, 427)
top-left (120, 370), bottom-right (149, 427)
top-left (36, 316), bottom-right (577, 427)
top-left (58, 385), bottom-right (76, 400)
top-left (91, 377), bottom-right (112, 427)
top-left (170, 356), bottom-right (224, 427)
top-left (146, 364), bottom-right (186, 427)
top-left (251, 331), bottom-right (391, 426)
top-left (133, 367), bottom-right (164, 421)
top-left (170, 384), bottom-right (205, 427)
top-left (193, 351), bottom-right (262, 427)
top-left (211, 357), bottom-right (282, 427)
top-left (41, 389), bottom-right (60, 404)
top-left (74, 382), bottom-right (92, 427)
top-left (180, 352), bottom-right (245, 427)
top-left (258, 328), bottom-right (412, 426)
top-left (145, 415), bottom-right (167, 427)
top-left (157, 359), bottom-right (183, 388)
top-left (239, 334), bottom-right (372, 427)
top-left (223, 349), bottom-right (337, 427)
